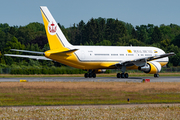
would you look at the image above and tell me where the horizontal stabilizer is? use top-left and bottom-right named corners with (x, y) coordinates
top-left (4, 54), bottom-right (51, 60)
top-left (52, 49), bottom-right (78, 56)
top-left (45, 49), bottom-right (78, 56)
top-left (11, 49), bottom-right (44, 55)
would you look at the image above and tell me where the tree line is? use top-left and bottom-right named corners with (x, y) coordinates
top-left (0, 17), bottom-right (180, 70)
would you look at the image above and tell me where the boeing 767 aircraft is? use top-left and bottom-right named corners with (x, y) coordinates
top-left (5, 6), bottom-right (175, 78)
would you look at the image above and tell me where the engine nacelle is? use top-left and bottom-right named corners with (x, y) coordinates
top-left (138, 61), bottom-right (161, 74)
top-left (95, 69), bottom-right (106, 73)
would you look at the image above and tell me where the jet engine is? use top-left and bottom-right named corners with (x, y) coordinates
top-left (138, 61), bottom-right (161, 74)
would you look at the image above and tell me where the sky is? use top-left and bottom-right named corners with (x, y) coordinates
top-left (0, 0), bottom-right (180, 28)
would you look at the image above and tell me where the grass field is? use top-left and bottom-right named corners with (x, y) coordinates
top-left (0, 82), bottom-right (180, 106)
top-left (0, 81), bottom-right (180, 119)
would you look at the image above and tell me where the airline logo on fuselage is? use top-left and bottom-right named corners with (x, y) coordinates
top-left (154, 50), bottom-right (158, 53)
top-left (127, 50), bottom-right (132, 53)
top-left (48, 21), bottom-right (57, 35)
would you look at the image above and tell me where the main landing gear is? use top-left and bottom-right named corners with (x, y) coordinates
top-left (84, 72), bottom-right (96, 78)
top-left (117, 73), bottom-right (129, 78)
top-left (154, 74), bottom-right (159, 78)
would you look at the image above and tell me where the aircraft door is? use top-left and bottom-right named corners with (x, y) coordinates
top-left (81, 50), bottom-right (85, 60)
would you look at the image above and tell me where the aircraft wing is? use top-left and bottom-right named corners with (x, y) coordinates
top-left (115, 52), bottom-right (175, 67)
top-left (4, 54), bottom-right (51, 60)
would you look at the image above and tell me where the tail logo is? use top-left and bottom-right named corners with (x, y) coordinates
top-left (48, 21), bottom-right (57, 35)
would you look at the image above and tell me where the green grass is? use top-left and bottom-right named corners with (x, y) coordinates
top-left (1, 91), bottom-right (180, 106)
top-left (0, 82), bottom-right (180, 106)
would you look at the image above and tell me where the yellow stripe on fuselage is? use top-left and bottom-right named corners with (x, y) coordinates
top-left (45, 49), bottom-right (168, 71)
top-left (45, 51), bottom-right (118, 70)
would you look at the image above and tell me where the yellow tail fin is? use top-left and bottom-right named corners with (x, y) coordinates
top-left (40, 6), bottom-right (72, 50)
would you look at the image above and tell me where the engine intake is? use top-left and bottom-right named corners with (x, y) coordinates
top-left (138, 64), bottom-right (151, 73)
top-left (138, 61), bottom-right (161, 74)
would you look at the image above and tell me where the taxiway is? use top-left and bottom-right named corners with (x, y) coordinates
top-left (0, 76), bottom-right (180, 82)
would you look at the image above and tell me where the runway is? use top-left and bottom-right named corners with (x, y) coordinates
top-left (0, 76), bottom-right (180, 82)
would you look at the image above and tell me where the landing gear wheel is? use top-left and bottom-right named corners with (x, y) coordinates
top-left (92, 73), bottom-right (96, 78)
top-left (121, 73), bottom-right (125, 78)
top-left (84, 73), bottom-right (89, 78)
top-left (89, 73), bottom-right (92, 78)
top-left (117, 73), bottom-right (121, 78)
top-left (125, 73), bottom-right (129, 78)
top-left (157, 74), bottom-right (159, 77)
top-left (154, 74), bottom-right (159, 78)
top-left (85, 72), bottom-right (96, 78)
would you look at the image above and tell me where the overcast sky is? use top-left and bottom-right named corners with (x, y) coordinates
top-left (1, 0), bottom-right (180, 28)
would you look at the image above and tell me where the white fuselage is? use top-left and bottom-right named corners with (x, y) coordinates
top-left (73, 46), bottom-right (168, 63)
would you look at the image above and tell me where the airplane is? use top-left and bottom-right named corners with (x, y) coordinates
top-left (5, 6), bottom-right (175, 78)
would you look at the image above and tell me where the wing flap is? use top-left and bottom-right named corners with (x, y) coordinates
top-left (146, 52), bottom-right (175, 61)
top-left (114, 52), bottom-right (175, 67)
